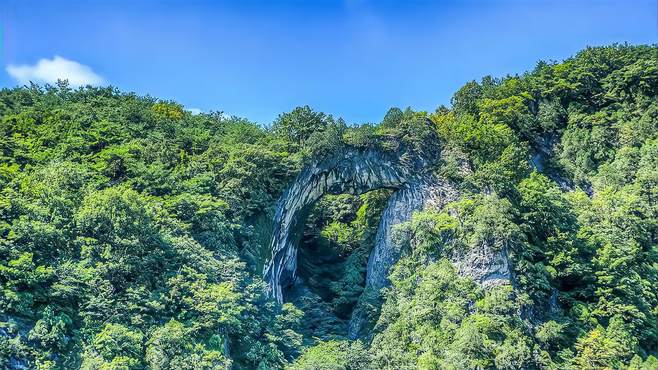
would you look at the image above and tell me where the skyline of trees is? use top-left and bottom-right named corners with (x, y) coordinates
top-left (0, 44), bottom-right (656, 369)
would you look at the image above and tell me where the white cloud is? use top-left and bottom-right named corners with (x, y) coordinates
top-left (186, 107), bottom-right (203, 115)
top-left (6, 56), bottom-right (104, 87)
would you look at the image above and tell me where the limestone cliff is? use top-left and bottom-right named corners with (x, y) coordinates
top-left (263, 146), bottom-right (433, 303)
top-left (264, 144), bottom-right (515, 338)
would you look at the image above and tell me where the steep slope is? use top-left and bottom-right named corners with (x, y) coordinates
top-left (0, 44), bottom-right (656, 369)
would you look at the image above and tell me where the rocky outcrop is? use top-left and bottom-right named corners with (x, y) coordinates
top-left (264, 143), bottom-right (515, 338)
top-left (364, 176), bottom-right (459, 293)
top-left (450, 242), bottom-right (512, 289)
top-left (263, 147), bottom-right (434, 303)
top-left (530, 133), bottom-right (574, 192)
top-left (347, 177), bottom-right (460, 338)
top-left (1, 315), bottom-right (35, 369)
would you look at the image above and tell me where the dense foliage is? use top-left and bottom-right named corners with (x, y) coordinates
top-left (0, 44), bottom-right (656, 369)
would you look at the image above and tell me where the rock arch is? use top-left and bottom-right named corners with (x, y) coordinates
top-left (263, 144), bottom-right (514, 337)
top-left (263, 147), bottom-right (436, 303)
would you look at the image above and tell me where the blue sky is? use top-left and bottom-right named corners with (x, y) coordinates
top-left (1, 0), bottom-right (655, 124)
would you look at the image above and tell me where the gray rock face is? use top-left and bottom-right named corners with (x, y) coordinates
top-left (450, 242), bottom-right (512, 289)
top-left (347, 177), bottom-right (460, 338)
top-left (530, 133), bottom-right (574, 191)
top-left (1, 315), bottom-right (34, 369)
top-left (263, 147), bottom-right (433, 303)
top-left (264, 144), bottom-right (514, 338)
top-left (364, 177), bottom-right (459, 292)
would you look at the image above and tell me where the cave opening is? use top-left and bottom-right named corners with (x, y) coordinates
top-left (284, 189), bottom-right (392, 339)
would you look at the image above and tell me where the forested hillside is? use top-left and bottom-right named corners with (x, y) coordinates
top-left (1, 44), bottom-right (657, 369)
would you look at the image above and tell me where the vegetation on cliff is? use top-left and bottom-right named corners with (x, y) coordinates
top-left (0, 44), bottom-right (656, 369)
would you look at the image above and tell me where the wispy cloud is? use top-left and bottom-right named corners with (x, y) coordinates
top-left (6, 56), bottom-right (104, 87)
top-left (187, 107), bottom-right (203, 115)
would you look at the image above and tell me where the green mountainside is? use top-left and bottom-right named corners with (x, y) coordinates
top-left (1, 44), bottom-right (657, 369)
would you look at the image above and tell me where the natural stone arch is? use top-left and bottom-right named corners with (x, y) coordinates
top-left (263, 144), bottom-right (514, 338)
top-left (263, 146), bottom-right (434, 303)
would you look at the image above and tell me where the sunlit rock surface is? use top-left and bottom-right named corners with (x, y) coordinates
top-left (264, 145), bottom-right (514, 338)
top-left (263, 147), bottom-right (432, 303)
